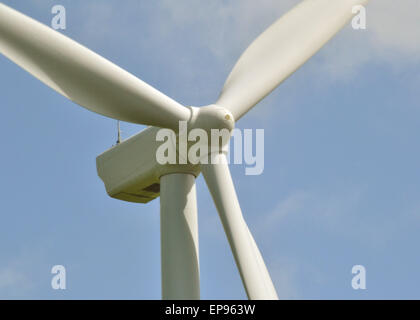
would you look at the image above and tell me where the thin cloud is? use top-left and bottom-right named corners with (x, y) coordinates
top-left (0, 256), bottom-right (35, 298)
top-left (159, 0), bottom-right (420, 80)
top-left (270, 257), bottom-right (299, 299)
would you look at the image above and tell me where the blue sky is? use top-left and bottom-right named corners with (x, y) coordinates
top-left (0, 0), bottom-right (419, 299)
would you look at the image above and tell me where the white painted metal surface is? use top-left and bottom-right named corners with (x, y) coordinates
top-left (0, 0), bottom-right (371, 299)
top-left (0, 3), bottom-right (190, 130)
top-left (217, 0), bottom-right (370, 121)
top-left (201, 153), bottom-right (278, 300)
top-left (160, 173), bottom-right (200, 300)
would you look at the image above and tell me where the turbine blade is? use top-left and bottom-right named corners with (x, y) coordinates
top-left (217, 0), bottom-right (369, 121)
top-left (201, 153), bottom-right (278, 300)
top-left (0, 3), bottom-right (190, 129)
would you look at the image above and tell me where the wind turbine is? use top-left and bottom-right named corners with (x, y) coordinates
top-left (0, 0), bottom-right (369, 300)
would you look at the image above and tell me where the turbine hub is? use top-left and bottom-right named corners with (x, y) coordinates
top-left (188, 105), bottom-right (235, 134)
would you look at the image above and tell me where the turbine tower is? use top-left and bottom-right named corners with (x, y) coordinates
top-left (0, 0), bottom-right (369, 299)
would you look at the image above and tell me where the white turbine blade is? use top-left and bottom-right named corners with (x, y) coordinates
top-left (217, 0), bottom-right (369, 121)
top-left (0, 3), bottom-right (190, 129)
top-left (201, 153), bottom-right (278, 300)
